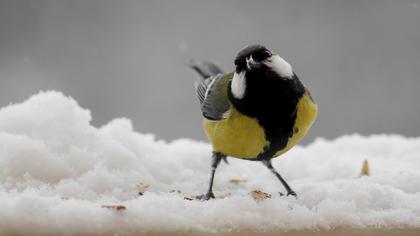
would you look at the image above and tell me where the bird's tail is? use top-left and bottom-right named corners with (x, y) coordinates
top-left (188, 60), bottom-right (224, 80)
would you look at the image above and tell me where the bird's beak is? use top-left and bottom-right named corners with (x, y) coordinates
top-left (246, 55), bottom-right (255, 70)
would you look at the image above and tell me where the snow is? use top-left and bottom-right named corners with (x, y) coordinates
top-left (0, 91), bottom-right (419, 235)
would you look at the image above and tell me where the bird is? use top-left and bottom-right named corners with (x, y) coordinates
top-left (190, 45), bottom-right (318, 200)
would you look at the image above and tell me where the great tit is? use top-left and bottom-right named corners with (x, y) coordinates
top-left (190, 45), bottom-right (318, 200)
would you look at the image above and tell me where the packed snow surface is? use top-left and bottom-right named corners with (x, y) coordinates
top-left (0, 91), bottom-right (419, 235)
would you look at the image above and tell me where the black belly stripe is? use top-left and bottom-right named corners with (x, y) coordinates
top-left (228, 70), bottom-right (305, 160)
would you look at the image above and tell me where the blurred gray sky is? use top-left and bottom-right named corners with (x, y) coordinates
top-left (1, 0), bottom-right (419, 143)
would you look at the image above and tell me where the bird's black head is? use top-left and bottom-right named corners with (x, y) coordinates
top-left (234, 45), bottom-right (273, 73)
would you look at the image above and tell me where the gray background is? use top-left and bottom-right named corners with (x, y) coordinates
top-left (1, 0), bottom-right (419, 143)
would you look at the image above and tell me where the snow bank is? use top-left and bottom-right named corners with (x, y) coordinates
top-left (0, 91), bottom-right (419, 235)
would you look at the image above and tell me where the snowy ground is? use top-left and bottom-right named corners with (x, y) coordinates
top-left (0, 91), bottom-right (419, 235)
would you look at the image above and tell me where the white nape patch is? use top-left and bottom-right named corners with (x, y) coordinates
top-left (231, 71), bottom-right (246, 99)
top-left (264, 55), bottom-right (294, 78)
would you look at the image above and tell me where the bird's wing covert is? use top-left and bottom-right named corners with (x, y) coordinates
top-left (195, 72), bottom-right (233, 121)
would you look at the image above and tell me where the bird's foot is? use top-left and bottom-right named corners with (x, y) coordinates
top-left (279, 190), bottom-right (298, 199)
top-left (196, 192), bottom-right (215, 201)
top-left (287, 190), bottom-right (298, 199)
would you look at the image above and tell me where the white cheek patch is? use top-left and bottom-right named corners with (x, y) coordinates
top-left (264, 55), bottom-right (294, 78)
top-left (231, 71), bottom-right (246, 99)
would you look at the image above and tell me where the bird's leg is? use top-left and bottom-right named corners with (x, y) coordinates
top-left (197, 152), bottom-right (224, 200)
top-left (262, 159), bottom-right (297, 198)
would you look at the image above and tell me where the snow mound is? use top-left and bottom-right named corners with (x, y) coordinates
top-left (0, 91), bottom-right (419, 235)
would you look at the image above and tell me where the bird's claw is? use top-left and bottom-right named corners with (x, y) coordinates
top-left (287, 190), bottom-right (298, 199)
top-left (196, 192), bottom-right (215, 201)
top-left (279, 191), bottom-right (298, 199)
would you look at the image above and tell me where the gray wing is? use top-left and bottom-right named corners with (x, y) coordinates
top-left (195, 72), bottom-right (234, 121)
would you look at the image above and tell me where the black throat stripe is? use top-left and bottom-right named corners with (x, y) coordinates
top-left (228, 69), bottom-right (305, 160)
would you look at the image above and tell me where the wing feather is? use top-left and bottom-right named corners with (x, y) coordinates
top-left (195, 72), bottom-right (233, 120)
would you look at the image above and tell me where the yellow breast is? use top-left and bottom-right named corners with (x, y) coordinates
top-left (274, 92), bottom-right (318, 156)
top-left (203, 108), bottom-right (267, 159)
top-left (203, 91), bottom-right (318, 159)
